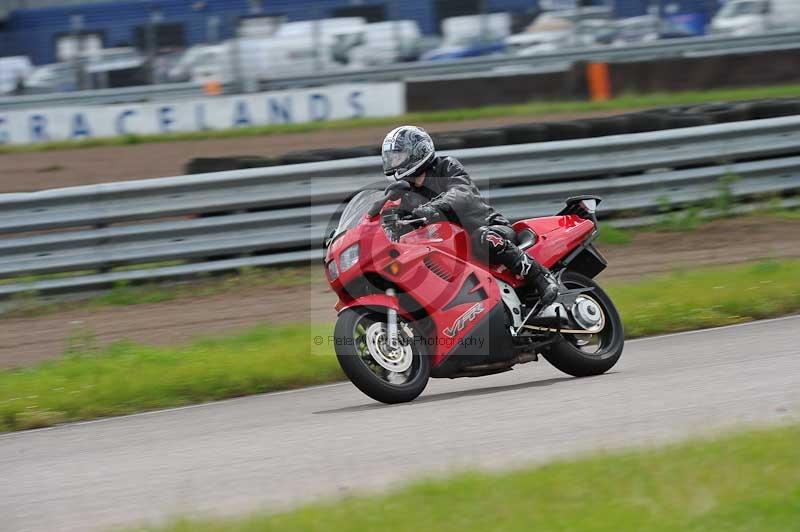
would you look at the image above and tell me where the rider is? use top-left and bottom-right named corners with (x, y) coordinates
top-left (381, 125), bottom-right (559, 306)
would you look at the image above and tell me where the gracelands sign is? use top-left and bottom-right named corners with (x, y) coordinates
top-left (0, 82), bottom-right (405, 145)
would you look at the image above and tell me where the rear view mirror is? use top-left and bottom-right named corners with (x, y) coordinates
top-left (579, 199), bottom-right (598, 214)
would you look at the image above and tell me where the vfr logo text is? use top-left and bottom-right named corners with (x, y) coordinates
top-left (443, 303), bottom-right (485, 338)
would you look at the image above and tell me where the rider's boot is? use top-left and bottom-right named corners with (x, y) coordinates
top-left (483, 228), bottom-right (560, 307)
top-left (517, 255), bottom-right (560, 307)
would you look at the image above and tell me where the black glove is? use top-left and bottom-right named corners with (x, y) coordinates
top-left (385, 180), bottom-right (411, 200)
top-left (411, 204), bottom-right (442, 224)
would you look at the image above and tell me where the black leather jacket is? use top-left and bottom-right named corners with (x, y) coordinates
top-left (398, 156), bottom-right (509, 233)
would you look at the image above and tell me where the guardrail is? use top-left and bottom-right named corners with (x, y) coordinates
top-left (1, 115), bottom-right (799, 297)
top-left (3, 30), bottom-right (800, 112)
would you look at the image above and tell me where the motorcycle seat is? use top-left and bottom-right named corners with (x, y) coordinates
top-left (516, 229), bottom-right (537, 251)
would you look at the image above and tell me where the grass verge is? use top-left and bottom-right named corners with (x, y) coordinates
top-left (1, 259), bottom-right (799, 432)
top-left (138, 424), bottom-right (800, 532)
top-left (611, 259), bottom-right (800, 337)
top-left (1, 84), bottom-right (799, 155)
top-left (0, 323), bottom-right (338, 431)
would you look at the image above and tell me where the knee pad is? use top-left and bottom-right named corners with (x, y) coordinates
top-left (479, 227), bottom-right (508, 251)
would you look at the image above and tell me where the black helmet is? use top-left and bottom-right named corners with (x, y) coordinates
top-left (382, 125), bottom-right (435, 182)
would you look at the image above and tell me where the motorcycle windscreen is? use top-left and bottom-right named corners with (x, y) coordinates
top-left (333, 189), bottom-right (386, 238)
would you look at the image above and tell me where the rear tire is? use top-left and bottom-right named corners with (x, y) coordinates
top-left (542, 271), bottom-right (624, 377)
top-left (335, 308), bottom-right (430, 404)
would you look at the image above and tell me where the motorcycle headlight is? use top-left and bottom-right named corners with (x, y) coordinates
top-left (326, 260), bottom-right (339, 281)
top-left (339, 244), bottom-right (360, 272)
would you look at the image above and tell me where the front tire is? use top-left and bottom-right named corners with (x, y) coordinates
top-left (543, 271), bottom-right (624, 377)
top-left (335, 308), bottom-right (430, 404)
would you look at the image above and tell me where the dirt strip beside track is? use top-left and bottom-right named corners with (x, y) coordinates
top-left (1, 217), bottom-right (798, 369)
top-left (0, 110), bottom-right (636, 193)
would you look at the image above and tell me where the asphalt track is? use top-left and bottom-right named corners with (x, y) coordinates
top-left (2, 316), bottom-right (799, 532)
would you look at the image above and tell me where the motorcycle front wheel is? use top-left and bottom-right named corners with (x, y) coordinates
top-left (334, 308), bottom-right (430, 404)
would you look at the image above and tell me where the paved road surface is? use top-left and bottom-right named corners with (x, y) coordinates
top-left (2, 316), bottom-right (799, 532)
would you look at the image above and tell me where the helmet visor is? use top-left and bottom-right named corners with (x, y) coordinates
top-left (382, 150), bottom-right (411, 176)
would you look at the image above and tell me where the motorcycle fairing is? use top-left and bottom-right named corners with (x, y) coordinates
top-left (329, 218), bottom-right (507, 368)
top-left (384, 247), bottom-right (506, 367)
top-left (429, 303), bottom-right (514, 378)
top-left (399, 222), bottom-right (470, 259)
top-left (336, 294), bottom-right (415, 321)
top-left (442, 272), bottom-right (487, 311)
top-left (514, 216), bottom-right (595, 268)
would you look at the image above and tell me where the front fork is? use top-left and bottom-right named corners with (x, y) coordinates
top-left (386, 288), bottom-right (399, 350)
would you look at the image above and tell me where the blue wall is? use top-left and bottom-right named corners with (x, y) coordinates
top-left (3, 0), bottom-right (256, 63)
top-left (612, 0), bottom-right (649, 16)
top-left (1, 0), bottom-right (721, 65)
top-left (614, 0), bottom-right (721, 18)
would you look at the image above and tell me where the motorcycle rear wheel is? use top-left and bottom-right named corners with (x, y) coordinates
top-left (335, 308), bottom-right (430, 404)
top-left (542, 271), bottom-right (624, 377)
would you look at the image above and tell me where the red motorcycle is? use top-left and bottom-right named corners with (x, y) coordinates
top-left (324, 184), bottom-right (624, 404)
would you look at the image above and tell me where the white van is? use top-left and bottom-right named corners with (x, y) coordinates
top-left (179, 18), bottom-right (367, 84)
top-left (506, 14), bottom-right (575, 55)
top-left (0, 56), bottom-right (32, 94)
top-left (273, 17), bottom-right (366, 49)
top-left (24, 49), bottom-right (144, 92)
top-left (185, 37), bottom-right (337, 84)
top-left (345, 20), bottom-right (423, 68)
top-left (169, 44), bottom-right (229, 83)
top-left (710, 0), bottom-right (800, 36)
top-left (442, 12), bottom-right (513, 43)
